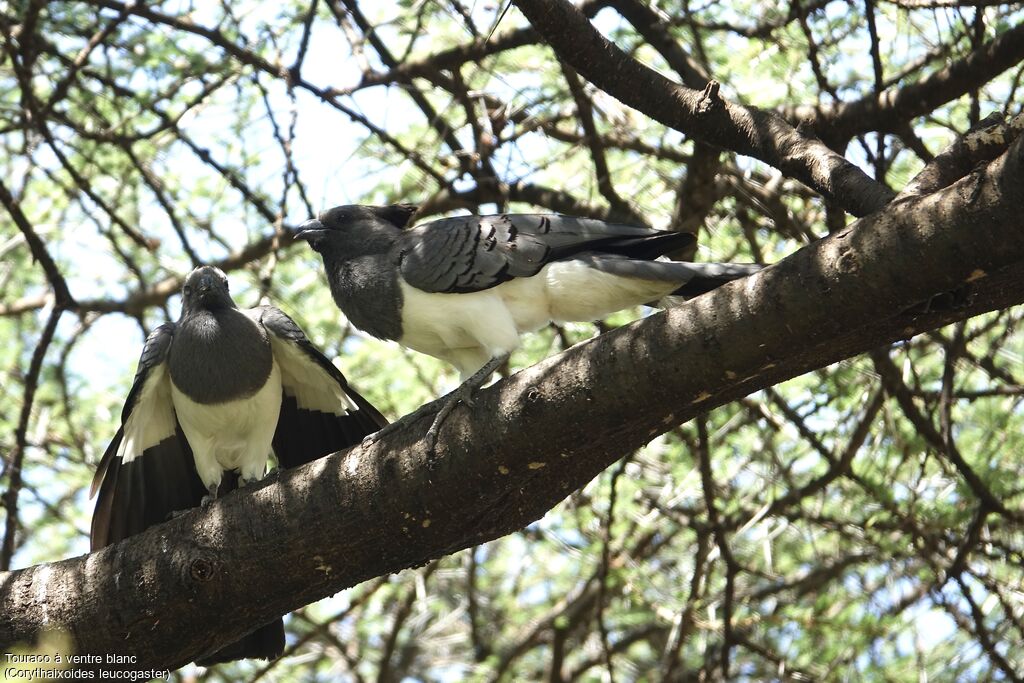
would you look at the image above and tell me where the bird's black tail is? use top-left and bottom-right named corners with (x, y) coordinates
top-left (193, 472), bottom-right (286, 666)
top-left (195, 620), bottom-right (285, 666)
top-left (670, 262), bottom-right (764, 297)
top-left (92, 443), bottom-right (285, 667)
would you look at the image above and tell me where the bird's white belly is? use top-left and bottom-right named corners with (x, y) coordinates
top-left (537, 260), bottom-right (677, 321)
top-left (171, 359), bottom-right (283, 489)
top-left (397, 261), bottom-right (676, 378)
top-left (398, 281), bottom-right (526, 377)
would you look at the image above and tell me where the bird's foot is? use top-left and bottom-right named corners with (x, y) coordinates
top-left (359, 400), bottom-right (438, 449)
top-left (200, 484), bottom-right (219, 507)
top-left (360, 427), bottom-right (386, 450)
top-left (168, 484), bottom-right (219, 519)
top-left (905, 285), bottom-right (972, 316)
top-left (424, 382), bottom-right (476, 452)
top-left (423, 354), bottom-right (507, 452)
top-left (238, 472), bottom-right (263, 487)
top-left (360, 354), bottom-right (508, 454)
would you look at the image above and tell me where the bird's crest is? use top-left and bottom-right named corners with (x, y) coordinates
top-left (375, 204), bottom-right (419, 229)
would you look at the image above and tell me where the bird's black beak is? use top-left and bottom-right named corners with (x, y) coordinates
top-left (293, 218), bottom-right (326, 241)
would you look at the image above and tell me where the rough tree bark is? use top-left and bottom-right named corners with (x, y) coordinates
top-left (1, 121), bottom-right (1023, 671)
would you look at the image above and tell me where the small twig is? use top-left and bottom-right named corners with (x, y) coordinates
top-left (696, 416), bottom-right (738, 679)
top-left (595, 456), bottom-right (629, 683)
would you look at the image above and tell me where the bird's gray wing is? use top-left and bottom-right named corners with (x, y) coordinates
top-left (257, 306), bottom-right (388, 468)
top-left (90, 322), bottom-right (207, 551)
top-left (398, 214), bottom-right (696, 294)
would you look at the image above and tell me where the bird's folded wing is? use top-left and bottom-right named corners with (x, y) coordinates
top-left (257, 306), bottom-right (388, 468)
top-left (399, 214), bottom-right (696, 294)
top-left (90, 323), bottom-right (206, 550)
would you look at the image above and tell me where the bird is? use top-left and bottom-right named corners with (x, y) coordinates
top-left (293, 204), bottom-right (763, 445)
top-left (89, 265), bottom-right (388, 664)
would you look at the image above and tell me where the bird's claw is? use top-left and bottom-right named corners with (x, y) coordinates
top-left (361, 430), bottom-right (382, 449)
top-left (200, 484), bottom-right (218, 507)
top-left (424, 383), bottom-right (477, 451)
top-left (364, 355), bottom-right (505, 454)
top-left (359, 417), bottom-right (411, 449)
top-left (422, 354), bottom-right (507, 451)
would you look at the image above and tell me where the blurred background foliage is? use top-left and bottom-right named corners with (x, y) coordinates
top-left (1, 0), bottom-right (1023, 680)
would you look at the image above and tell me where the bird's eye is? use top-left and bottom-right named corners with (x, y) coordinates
top-left (183, 285), bottom-right (192, 296)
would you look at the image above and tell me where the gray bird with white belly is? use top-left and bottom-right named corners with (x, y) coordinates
top-left (293, 204), bottom-right (762, 444)
top-left (90, 265), bottom-right (387, 664)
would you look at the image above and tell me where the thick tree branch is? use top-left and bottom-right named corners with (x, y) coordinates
top-left (1, 129), bottom-right (1023, 671)
top-left (901, 112), bottom-right (1024, 198)
top-left (510, 0), bottom-right (895, 217)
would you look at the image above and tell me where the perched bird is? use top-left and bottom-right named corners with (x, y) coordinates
top-left (294, 204), bottom-right (762, 443)
top-left (90, 265), bottom-right (387, 664)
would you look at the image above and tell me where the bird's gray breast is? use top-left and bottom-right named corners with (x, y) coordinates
top-left (168, 308), bottom-right (273, 404)
top-left (328, 255), bottom-right (403, 341)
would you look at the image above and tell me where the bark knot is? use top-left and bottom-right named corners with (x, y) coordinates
top-left (836, 246), bottom-right (859, 274)
top-left (697, 80), bottom-right (721, 114)
top-left (189, 557), bottom-right (216, 583)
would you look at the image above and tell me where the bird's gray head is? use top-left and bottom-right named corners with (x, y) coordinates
top-left (181, 266), bottom-right (235, 314)
top-left (293, 204), bottom-right (418, 258)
